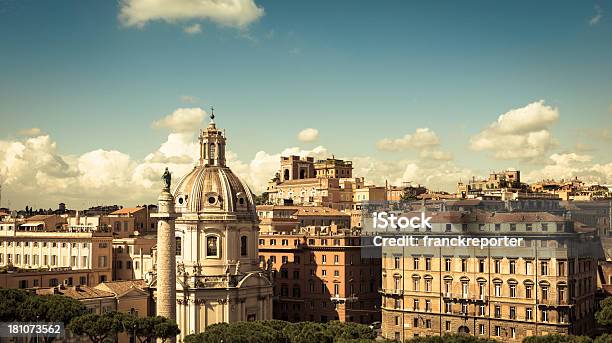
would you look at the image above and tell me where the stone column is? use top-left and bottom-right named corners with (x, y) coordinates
top-left (152, 185), bottom-right (179, 325)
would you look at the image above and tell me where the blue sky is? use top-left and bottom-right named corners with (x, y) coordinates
top-left (0, 0), bottom-right (611, 208)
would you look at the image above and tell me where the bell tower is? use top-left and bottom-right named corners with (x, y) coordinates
top-left (198, 106), bottom-right (226, 167)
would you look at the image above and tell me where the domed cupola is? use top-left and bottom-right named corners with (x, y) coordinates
top-left (171, 108), bottom-right (256, 217)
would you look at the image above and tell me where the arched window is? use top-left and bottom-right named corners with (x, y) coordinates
top-left (283, 169), bottom-right (290, 180)
top-left (240, 235), bottom-right (248, 256)
top-left (175, 237), bottom-right (182, 256)
top-left (209, 143), bottom-right (216, 160)
top-left (206, 235), bottom-right (219, 257)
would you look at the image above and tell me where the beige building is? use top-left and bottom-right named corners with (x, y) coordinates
top-left (36, 280), bottom-right (150, 343)
top-left (0, 216), bottom-right (113, 287)
top-left (378, 210), bottom-right (599, 342)
top-left (267, 156), bottom-right (358, 210)
top-left (149, 113), bottom-right (273, 341)
top-left (113, 236), bottom-right (156, 281)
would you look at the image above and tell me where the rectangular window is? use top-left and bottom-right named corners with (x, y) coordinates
top-left (445, 258), bottom-right (451, 271)
top-left (413, 257), bottom-right (419, 270)
top-left (394, 257), bottom-right (401, 269)
top-left (526, 307), bottom-right (533, 320)
top-left (425, 257), bottom-right (431, 271)
top-left (526, 261), bottom-right (532, 275)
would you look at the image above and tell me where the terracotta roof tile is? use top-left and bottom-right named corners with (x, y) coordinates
top-left (36, 286), bottom-right (115, 300)
top-left (109, 207), bottom-right (144, 215)
top-left (95, 279), bottom-right (147, 295)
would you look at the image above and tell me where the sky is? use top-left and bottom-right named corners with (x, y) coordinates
top-left (0, 0), bottom-right (611, 209)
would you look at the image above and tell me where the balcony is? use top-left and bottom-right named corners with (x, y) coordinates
top-left (331, 294), bottom-right (359, 303)
top-left (538, 298), bottom-right (574, 307)
top-left (379, 288), bottom-right (405, 296)
top-left (441, 292), bottom-right (488, 302)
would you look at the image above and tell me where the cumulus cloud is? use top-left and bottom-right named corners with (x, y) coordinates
top-left (184, 23), bottom-right (202, 34)
top-left (376, 128), bottom-right (453, 161)
top-left (152, 108), bottom-right (206, 132)
top-left (118, 0), bottom-right (264, 29)
top-left (525, 152), bottom-right (612, 184)
top-left (350, 156), bottom-right (472, 192)
top-left (297, 128), bottom-right (319, 142)
top-left (419, 149), bottom-right (453, 161)
top-left (377, 128), bottom-right (440, 152)
top-left (589, 5), bottom-right (603, 26)
top-left (469, 100), bottom-right (559, 160)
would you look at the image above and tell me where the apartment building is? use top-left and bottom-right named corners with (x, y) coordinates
top-left (257, 205), bottom-right (381, 324)
top-left (0, 216), bottom-right (113, 287)
top-left (378, 210), bottom-right (599, 342)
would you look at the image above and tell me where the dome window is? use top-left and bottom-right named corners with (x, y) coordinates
top-left (236, 192), bottom-right (246, 207)
top-left (205, 192), bottom-right (219, 206)
top-left (178, 196), bottom-right (184, 205)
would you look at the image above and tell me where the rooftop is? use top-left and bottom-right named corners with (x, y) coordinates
top-left (95, 279), bottom-right (148, 295)
top-left (36, 285), bottom-right (115, 300)
top-left (109, 207), bottom-right (144, 215)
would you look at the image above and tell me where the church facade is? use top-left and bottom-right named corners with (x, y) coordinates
top-left (150, 111), bottom-right (273, 340)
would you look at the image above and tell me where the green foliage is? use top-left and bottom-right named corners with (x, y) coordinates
top-left (183, 320), bottom-right (376, 343)
top-left (68, 312), bottom-right (127, 343)
top-left (0, 289), bottom-right (30, 321)
top-left (523, 334), bottom-right (593, 343)
top-left (154, 319), bottom-right (181, 343)
top-left (325, 321), bottom-right (376, 342)
top-left (405, 334), bottom-right (498, 343)
top-left (597, 297), bottom-right (612, 327)
top-left (128, 315), bottom-right (180, 343)
top-left (0, 289), bottom-right (85, 325)
top-left (594, 334), bottom-right (612, 343)
top-left (283, 322), bottom-right (332, 343)
top-left (600, 297), bottom-right (612, 309)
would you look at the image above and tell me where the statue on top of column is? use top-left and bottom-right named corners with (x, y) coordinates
top-left (162, 167), bottom-right (172, 190)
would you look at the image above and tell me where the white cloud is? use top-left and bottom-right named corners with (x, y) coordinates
top-left (470, 100), bottom-right (559, 160)
top-left (419, 148), bottom-right (453, 161)
top-left (297, 128), bottom-right (319, 142)
top-left (350, 156), bottom-right (472, 192)
top-left (119, 0), bottom-right (264, 29)
top-left (525, 152), bottom-right (612, 184)
top-left (184, 23), bottom-right (202, 34)
top-left (589, 5), bottom-right (603, 26)
top-left (376, 128), bottom-right (440, 152)
top-left (152, 108), bottom-right (206, 132)
top-left (18, 128), bottom-right (42, 137)
top-left (77, 150), bottom-right (133, 189)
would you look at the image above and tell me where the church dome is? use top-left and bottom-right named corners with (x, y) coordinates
top-left (171, 110), bottom-right (256, 218)
top-left (172, 165), bottom-right (256, 216)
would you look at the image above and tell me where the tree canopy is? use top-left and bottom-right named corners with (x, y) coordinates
top-left (184, 320), bottom-right (376, 343)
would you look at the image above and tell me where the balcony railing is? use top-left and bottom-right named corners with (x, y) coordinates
top-left (379, 288), bottom-right (405, 296)
top-left (441, 292), bottom-right (488, 302)
top-left (538, 298), bottom-right (574, 306)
